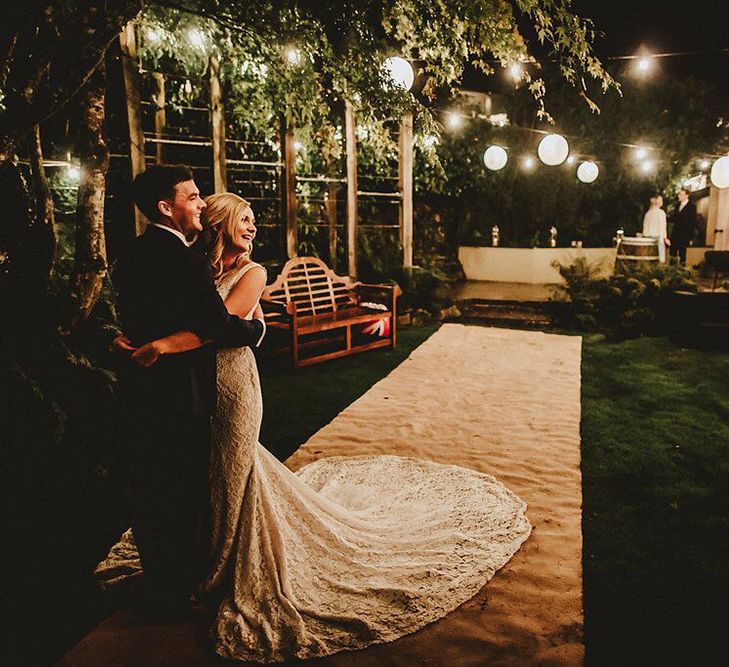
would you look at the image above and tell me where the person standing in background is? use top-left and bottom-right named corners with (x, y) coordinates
top-left (669, 188), bottom-right (697, 264)
top-left (642, 195), bottom-right (668, 263)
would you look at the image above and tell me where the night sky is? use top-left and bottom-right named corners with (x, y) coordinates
top-left (575, 0), bottom-right (729, 97)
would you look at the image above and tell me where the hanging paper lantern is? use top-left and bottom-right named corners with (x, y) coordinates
top-left (710, 156), bottom-right (729, 189)
top-left (577, 161), bottom-right (599, 183)
top-left (537, 133), bottom-right (569, 166)
top-left (382, 57), bottom-right (415, 91)
top-left (483, 145), bottom-right (508, 171)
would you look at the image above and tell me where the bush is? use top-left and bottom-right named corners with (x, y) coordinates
top-left (552, 258), bottom-right (698, 340)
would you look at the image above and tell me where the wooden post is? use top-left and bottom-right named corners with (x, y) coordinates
top-left (209, 55), bottom-right (227, 193)
top-left (326, 180), bottom-right (338, 266)
top-left (119, 22), bottom-right (146, 236)
top-left (344, 99), bottom-right (358, 279)
top-left (399, 113), bottom-right (414, 268)
top-left (151, 72), bottom-right (166, 164)
top-left (280, 116), bottom-right (297, 258)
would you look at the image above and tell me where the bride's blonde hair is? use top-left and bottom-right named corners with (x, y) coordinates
top-left (204, 192), bottom-right (254, 281)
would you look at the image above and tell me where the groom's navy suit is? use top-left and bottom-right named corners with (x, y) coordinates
top-left (115, 224), bottom-right (263, 603)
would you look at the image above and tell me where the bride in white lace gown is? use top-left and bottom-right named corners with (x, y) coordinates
top-left (98, 194), bottom-right (531, 663)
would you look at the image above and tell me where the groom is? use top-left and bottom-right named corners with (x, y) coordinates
top-left (115, 164), bottom-right (264, 613)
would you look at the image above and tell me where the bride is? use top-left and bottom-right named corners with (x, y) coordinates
top-left (98, 193), bottom-right (531, 663)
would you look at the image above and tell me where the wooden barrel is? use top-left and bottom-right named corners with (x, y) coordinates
top-left (617, 236), bottom-right (659, 263)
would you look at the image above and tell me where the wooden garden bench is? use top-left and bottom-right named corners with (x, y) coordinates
top-left (261, 256), bottom-right (400, 367)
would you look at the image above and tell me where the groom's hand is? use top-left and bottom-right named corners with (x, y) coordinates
top-left (131, 341), bottom-right (164, 367)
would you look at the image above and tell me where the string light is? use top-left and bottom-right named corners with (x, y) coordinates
top-left (635, 56), bottom-right (654, 74)
top-left (483, 145), bottom-right (508, 171)
top-left (566, 156), bottom-right (576, 165)
top-left (293, 140), bottom-right (303, 151)
top-left (508, 63), bottom-right (523, 82)
top-left (537, 133), bottom-right (569, 166)
top-left (145, 28), bottom-right (161, 44)
top-left (699, 159), bottom-right (710, 170)
top-left (284, 46), bottom-right (302, 66)
top-left (577, 161), bottom-right (599, 183)
top-left (634, 146), bottom-right (648, 160)
top-left (640, 160), bottom-right (655, 174)
top-left (422, 135), bottom-right (438, 149)
top-left (710, 156), bottom-right (729, 189)
top-left (446, 112), bottom-right (463, 130)
top-left (186, 28), bottom-right (206, 51)
top-left (522, 156), bottom-right (536, 170)
top-left (67, 165), bottom-right (81, 181)
top-left (382, 57), bottom-right (415, 91)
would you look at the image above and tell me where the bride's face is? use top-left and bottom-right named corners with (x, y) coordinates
top-left (228, 207), bottom-right (256, 255)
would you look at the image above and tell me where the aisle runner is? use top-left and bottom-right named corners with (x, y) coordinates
top-left (287, 324), bottom-right (583, 666)
top-left (61, 325), bottom-right (582, 667)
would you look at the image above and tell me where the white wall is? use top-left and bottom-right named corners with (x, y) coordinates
top-left (458, 247), bottom-right (617, 284)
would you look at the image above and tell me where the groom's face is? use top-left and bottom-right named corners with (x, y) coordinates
top-left (163, 179), bottom-right (206, 237)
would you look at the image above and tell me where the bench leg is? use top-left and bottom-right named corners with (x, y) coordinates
top-left (292, 327), bottom-right (299, 368)
top-left (391, 292), bottom-right (398, 348)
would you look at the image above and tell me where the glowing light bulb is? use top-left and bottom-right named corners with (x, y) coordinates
top-left (634, 146), bottom-right (648, 160)
top-left (145, 28), bottom-right (161, 44)
top-left (699, 159), bottom-right (710, 170)
top-left (483, 145), bottom-right (508, 171)
top-left (284, 47), bottom-right (301, 66)
top-left (710, 156), bottom-right (729, 189)
top-left (422, 135), bottom-right (438, 149)
top-left (640, 160), bottom-right (655, 174)
top-left (382, 57), bottom-right (415, 91)
top-left (186, 28), bottom-right (206, 51)
top-left (577, 161), bottom-right (599, 183)
top-left (446, 112), bottom-right (463, 130)
top-left (566, 156), bottom-right (576, 165)
top-left (508, 63), bottom-right (523, 81)
top-left (537, 133), bottom-right (569, 166)
top-left (67, 165), bottom-right (81, 181)
top-left (293, 140), bottom-right (303, 151)
top-left (636, 56), bottom-right (653, 74)
top-left (522, 156), bottom-right (536, 170)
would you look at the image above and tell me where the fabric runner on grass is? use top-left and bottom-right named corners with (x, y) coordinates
top-left (285, 324), bottom-right (584, 666)
top-left (60, 324), bottom-right (583, 666)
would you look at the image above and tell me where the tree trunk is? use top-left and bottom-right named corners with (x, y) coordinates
top-left (26, 124), bottom-right (57, 275)
top-left (67, 64), bottom-right (109, 329)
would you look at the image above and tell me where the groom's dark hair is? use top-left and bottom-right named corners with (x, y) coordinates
top-left (132, 164), bottom-right (194, 222)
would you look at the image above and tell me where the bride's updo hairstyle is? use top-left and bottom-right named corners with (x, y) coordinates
top-left (204, 192), bottom-right (254, 281)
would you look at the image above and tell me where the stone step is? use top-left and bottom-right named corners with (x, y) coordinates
top-left (452, 298), bottom-right (553, 328)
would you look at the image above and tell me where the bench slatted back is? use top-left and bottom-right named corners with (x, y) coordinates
top-left (263, 256), bottom-right (357, 316)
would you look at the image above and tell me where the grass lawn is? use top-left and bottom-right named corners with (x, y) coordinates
top-left (258, 324), bottom-right (729, 666)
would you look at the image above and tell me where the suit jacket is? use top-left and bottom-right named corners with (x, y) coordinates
top-left (115, 225), bottom-right (263, 417)
top-left (671, 201), bottom-right (697, 247)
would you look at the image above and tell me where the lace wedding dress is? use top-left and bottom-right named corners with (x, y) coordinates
top-left (98, 263), bottom-right (531, 663)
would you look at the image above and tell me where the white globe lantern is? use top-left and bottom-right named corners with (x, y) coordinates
top-left (577, 161), bottom-right (599, 184)
top-left (710, 156), bottom-right (729, 189)
top-left (537, 133), bottom-right (569, 166)
top-left (483, 145), bottom-right (508, 171)
top-left (382, 57), bottom-right (415, 91)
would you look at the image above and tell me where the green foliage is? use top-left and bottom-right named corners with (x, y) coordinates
top-left (552, 258), bottom-right (698, 340)
top-left (135, 0), bottom-right (617, 167)
top-left (356, 227), bottom-right (451, 319)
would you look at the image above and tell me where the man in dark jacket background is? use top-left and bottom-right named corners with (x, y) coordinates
top-left (669, 188), bottom-right (698, 264)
